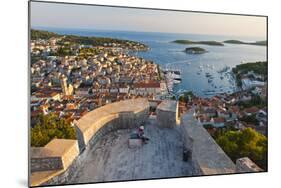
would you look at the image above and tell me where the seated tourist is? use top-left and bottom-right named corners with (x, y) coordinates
top-left (137, 126), bottom-right (149, 143)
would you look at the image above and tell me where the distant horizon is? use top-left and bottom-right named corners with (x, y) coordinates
top-left (31, 26), bottom-right (267, 42)
top-left (31, 1), bottom-right (267, 40)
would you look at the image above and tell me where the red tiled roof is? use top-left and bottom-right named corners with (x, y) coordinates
top-left (62, 95), bottom-right (74, 100)
top-left (134, 82), bottom-right (160, 88)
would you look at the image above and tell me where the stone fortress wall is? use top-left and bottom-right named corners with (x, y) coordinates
top-left (156, 100), bottom-right (179, 128)
top-left (180, 110), bottom-right (263, 175)
top-left (75, 98), bottom-right (150, 152)
top-left (235, 157), bottom-right (263, 173)
top-left (30, 139), bottom-right (80, 186)
top-left (30, 99), bottom-right (262, 186)
top-left (30, 139), bottom-right (79, 173)
top-left (30, 98), bottom-right (150, 186)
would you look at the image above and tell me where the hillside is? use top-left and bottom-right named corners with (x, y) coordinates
top-left (31, 29), bottom-right (149, 50)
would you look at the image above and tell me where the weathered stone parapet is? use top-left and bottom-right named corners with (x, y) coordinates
top-left (30, 139), bottom-right (79, 186)
top-left (85, 109), bottom-right (149, 152)
top-left (74, 123), bottom-right (86, 153)
top-left (181, 111), bottom-right (236, 175)
top-left (31, 99), bottom-right (150, 186)
top-left (156, 100), bottom-right (178, 128)
top-left (30, 139), bottom-right (79, 173)
top-left (75, 98), bottom-right (150, 153)
top-left (30, 148), bottom-right (63, 172)
top-left (236, 157), bottom-right (263, 173)
top-left (182, 131), bottom-right (194, 162)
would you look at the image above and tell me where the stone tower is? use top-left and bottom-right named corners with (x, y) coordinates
top-left (60, 74), bottom-right (69, 95)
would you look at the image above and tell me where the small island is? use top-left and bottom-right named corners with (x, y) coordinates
top-left (172, 40), bottom-right (224, 46)
top-left (185, 47), bottom-right (207, 54)
top-left (223, 40), bottom-right (267, 46)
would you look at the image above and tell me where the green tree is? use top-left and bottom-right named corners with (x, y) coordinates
top-left (216, 128), bottom-right (267, 170)
top-left (31, 29), bottom-right (59, 40)
top-left (31, 113), bottom-right (76, 147)
top-left (179, 91), bottom-right (194, 103)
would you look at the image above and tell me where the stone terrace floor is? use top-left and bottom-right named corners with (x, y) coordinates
top-left (69, 115), bottom-right (192, 184)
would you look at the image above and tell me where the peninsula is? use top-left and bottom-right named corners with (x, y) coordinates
top-left (31, 29), bottom-right (149, 52)
top-left (232, 61), bottom-right (267, 88)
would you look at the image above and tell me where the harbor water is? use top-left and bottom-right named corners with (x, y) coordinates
top-left (37, 27), bottom-right (267, 97)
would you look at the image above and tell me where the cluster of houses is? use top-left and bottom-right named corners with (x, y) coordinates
top-left (30, 35), bottom-right (268, 137)
top-left (188, 88), bottom-right (267, 136)
top-left (238, 70), bottom-right (267, 90)
top-left (30, 36), bottom-right (167, 126)
top-left (31, 37), bottom-right (63, 56)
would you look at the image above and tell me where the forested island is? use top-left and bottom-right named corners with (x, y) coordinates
top-left (185, 47), bottom-right (207, 54)
top-left (172, 39), bottom-right (267, 47)
top-left (172, 40), bottom-right (224, 46)
top-left (224, 40), bottom-right (267, 46)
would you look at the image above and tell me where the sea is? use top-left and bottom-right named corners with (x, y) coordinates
top-left (35, 27), bottom-right (267, 97)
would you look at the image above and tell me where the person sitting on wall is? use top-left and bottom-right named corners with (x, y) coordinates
top-left (138, 126), bottom-right (149, 144)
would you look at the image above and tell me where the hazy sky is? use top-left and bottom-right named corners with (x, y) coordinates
top-left (30, 1), bottom-right (267, 39)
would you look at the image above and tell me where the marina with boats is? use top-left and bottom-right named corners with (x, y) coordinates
top-left (163, 68), bottom-right (182, 93)
top-left (162, 62), bottom-right (238, 97)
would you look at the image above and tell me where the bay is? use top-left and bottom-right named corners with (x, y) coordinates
top-left (36, 27), bottom-right (267, 97)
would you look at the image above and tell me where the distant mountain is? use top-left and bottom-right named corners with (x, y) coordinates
top-left (223, 40), bottom-right (267, 46)
top-left (172, 40), bottom-right (224, 46)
